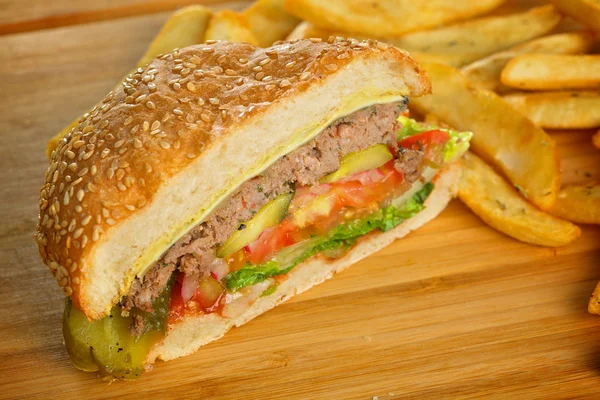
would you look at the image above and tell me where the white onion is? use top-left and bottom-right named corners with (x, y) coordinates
top-left (210, 258), bottom-right (229, 280)
top-left (181, 272), bottom-right (199, 303)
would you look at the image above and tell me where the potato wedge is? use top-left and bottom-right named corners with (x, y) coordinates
top-left (462, 32), bottom-right (594, 93)
top-left (47, 5), bottom-right (212, 158)
top-left (594, 130), bottom-right (600, 150)
top-left (549, 183), bottom-right (600, 224)
top-left (286, 22), bottom-right (467, 67)
top-left (204, 10), bottom-right (258, 45)
top-left (411, 62), bottom-right (560, 211)
top-left (502, 54), bottom-right (600, 90)
top-left (459, 152), bottom-right (581, 247)
top-left (589, 282), bottom-right (600, 315)
top-left (137, 5), bottom-right (212, 67)
top-left (550, 0), bottom-right (600, 32)
top-left (283, 0), bottom-right (504, 37)
top-left (503, 91), bottom-right (600, 129)
top-left (393, 5), bottom-right (562, 67)
top-left (245, 0), bottom-right (299, 47)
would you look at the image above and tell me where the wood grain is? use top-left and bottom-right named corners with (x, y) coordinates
top-left (1, 3), bottom-right (600, 400)
top-left (0, 0), bottom-right (251, 35)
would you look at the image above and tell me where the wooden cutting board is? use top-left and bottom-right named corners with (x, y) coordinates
top-left (1, 1), bottom-right (599, 399)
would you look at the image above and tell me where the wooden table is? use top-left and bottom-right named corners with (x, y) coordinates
top-left (1, 1), bottom-right (599, 398)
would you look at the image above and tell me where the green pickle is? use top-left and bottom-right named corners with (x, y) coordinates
top-left (63, 276), bottom-right (174, 379)
top-left (320, 144), bottom-right (393, 183)
top-left (217, 192), bottom-right (293, 258)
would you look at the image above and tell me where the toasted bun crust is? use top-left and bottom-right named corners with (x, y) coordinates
top-left (36, 38), bottom-right (430, 319)
top-left (148, 163), bottom-right (461, 363)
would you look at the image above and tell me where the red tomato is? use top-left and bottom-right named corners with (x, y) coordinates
top-left (398, 129), bottom-right (450, 149)
top-left (245, 220), bottom-right (298, 265)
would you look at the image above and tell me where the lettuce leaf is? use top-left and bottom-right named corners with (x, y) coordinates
top-left (225, 183), bottom-right (434, 292)
top-left (397, 116), bottom-right (472, 162)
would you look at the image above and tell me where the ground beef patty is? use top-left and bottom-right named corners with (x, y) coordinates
top-left (123, 100), bottom-right (425, 322)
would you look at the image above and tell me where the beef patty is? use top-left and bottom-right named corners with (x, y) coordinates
top-left (122, 100), bottom-right (424, 320)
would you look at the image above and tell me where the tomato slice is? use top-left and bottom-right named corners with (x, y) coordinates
top-left (398, 129), bottom-right (450, 149)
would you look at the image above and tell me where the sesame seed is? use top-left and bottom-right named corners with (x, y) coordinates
top-left (286, 61), bottom-right (296, 69)
top-left (162, 113), bottom-right (171, 122)
top-left (239, 58), bottom-right (248, 64)
top-left (76, 189), bottom-right (84, 201)
top-left (255, 72), bottom-right (265, 80)
top-left (107, 168), bottom-right (115, 179)
top-left (106, 218), bottom-right (116, 226)
top-left (146, 101), bottom-right (156, 110)
top-left (300, 71), bottom-right (311, 80)
top-left (310, 38), bottom-right (323, 43)
top-left (75, 205), bottom-right (83, 213)
top-left (209, 98), bottom-right (220, 105)
top-left (130, 125), bottom-right (139, 134)
top-left (159, 140), bottom-right (171, 149)
top-left (200, 114), bottom-right (210, 122)
top-left (252, 65), bottom-right (263, 72)
top-left (125, 204), bottom-right (136, 211)
top-left (63, 192), bottom-right (70, 205)
top-left (262, 75), bottom-right (273, 82)
top-left (114, 139), bottom-right (125, 148)
top-left (187, 82), bottom-right (196, 92)
top-left (240, 93), bottom-right (248, 101)
top-left (259, 58), bottom-right (271, 66)
top-left (135, 94), bottom-right (147, 103)
top-left (117, 183), bottom-right (127, 192)
top-left (143, 121), bottom-right (150, 131)
top-left (265, 84), bottom-right (275, 90)
top-left (66, 150), bottom-right (75, 159)
top-left (134, 138), bottom-right (143, 148)
top-left (202, 47), bottom-right (214, 53)
top-left (78, 167), bottom-right (89, 177)
top-left (173, 108), bottom-right (184, 115)
top-left (151, 120), bottom-right (161, 130)
top-left (337, 53), bottom-right (349, 59)
top-left (186, 153), bottom-right (196, 159)
top-left (101, 148), bottom-right (110, 158)
top-left (150, 129), bottom-right (161, 135)
top-left (181, 68), bottom-right (190, 76)
top-left (173, 82), bottom-right (181, 91)
top-left (225, 69), bottom-right (236, 76)
top-left (73, 228), bottom-right (84, 239)
top-left (326, 64), bottom-right (338, 71)
top-left (198, 98), bottom-right (205, 106)
top-left (116, 169), bottom-right (125, 180)
top-left (173, 139), bottom-right (181, 149)
top-left (72, 140), bottom-right (85, 149)
top-left (212, 66), bottom-right (224, 74)
top-left (280, 79), bottom-right (291, 88)
top-left (148, 82), bottom-right (157, 91)
top-left (145, 163), bottom-right (152, 173)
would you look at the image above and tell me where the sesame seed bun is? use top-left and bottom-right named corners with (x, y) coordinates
top-left (36, 38), bottom-right (430, 320)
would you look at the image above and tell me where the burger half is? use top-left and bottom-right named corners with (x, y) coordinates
top-left (36, 38), bottom-right (471, 378)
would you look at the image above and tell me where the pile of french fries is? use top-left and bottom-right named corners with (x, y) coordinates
top-left (47, 0), bottom-right (600, 311)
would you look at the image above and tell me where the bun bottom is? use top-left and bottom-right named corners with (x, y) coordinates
top-left (148, 162), bottom-right (462, 363)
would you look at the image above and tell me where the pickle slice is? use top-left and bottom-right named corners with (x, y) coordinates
top-left (320, 144), bottom-right (393, 183)
top-left (63, 276), bottom-right (174, 379)
top-left (217, 192), bottom-right (293, 258)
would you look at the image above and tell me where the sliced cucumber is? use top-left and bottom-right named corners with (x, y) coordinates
top-left (217, 192), bottom-right (293, 258)
top-left (320, 144), bottom-right (393, 183)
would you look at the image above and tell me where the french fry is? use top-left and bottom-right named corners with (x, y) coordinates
top-left (411, 62), bottom-right (560, 211)
top-left (503, 91), bottom-right (600, 129)
top-left (550, 0), bottom-right (600, 32)
top-left (283, 0), bottom-right (504, 37)
top-left (462, 32), bottom-right (594, 93)
top-left (549, 183), bottom-right (600, 225)
top-left (459, 152), bottom-right (581, 247)
top-left (501, 54), bottom-right (600, 90)
top-left (589, 282), bottom-right (600, 315)
top-left (137, 5), bottom-right (212, 67)
top-left (593, 130), bottom-right (600, 150)
top-left (46, 5), bottom-right (212, 158)
top-left (392, 5), bottom-right (562, 67)
top-left (204, 10), bottom-right (258, 45)
top-left (245, 0), bottom-right (299, 47)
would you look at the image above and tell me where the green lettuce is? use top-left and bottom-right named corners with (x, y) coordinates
top-left (397, 116), bottom-right (472, 162)
top-left (225, 183), bottom-right (434, 292)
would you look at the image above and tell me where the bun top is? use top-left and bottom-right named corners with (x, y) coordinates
top-left (36, 38), bottom-right (429, 317)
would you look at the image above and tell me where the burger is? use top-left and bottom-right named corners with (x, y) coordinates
top-left (36, 38), bottom-right (471, 378)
